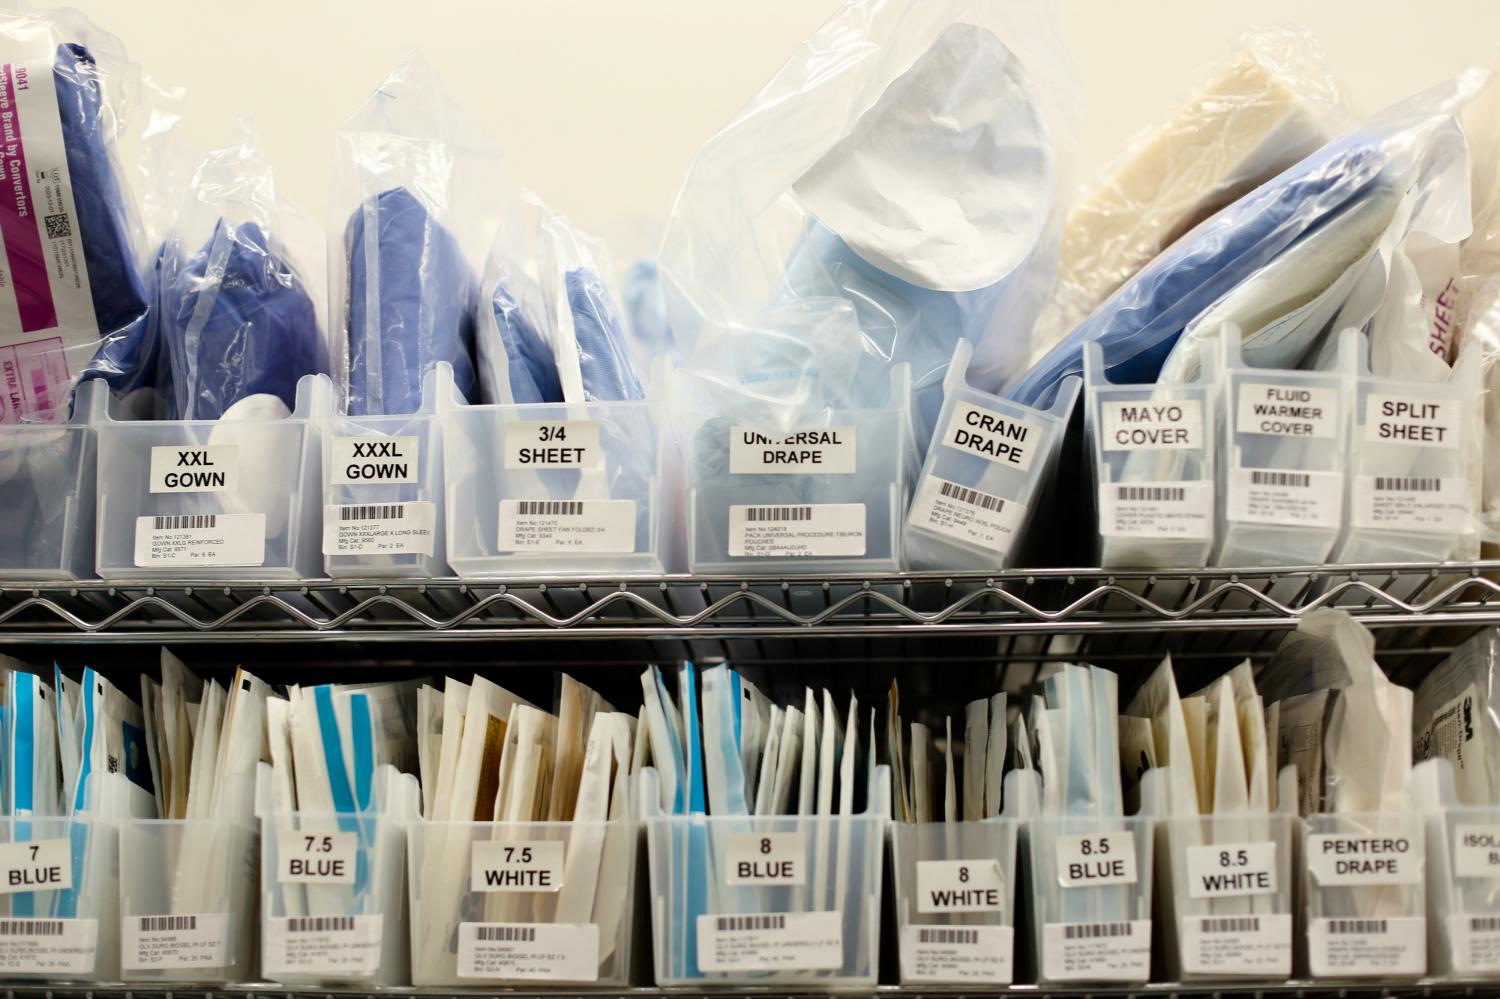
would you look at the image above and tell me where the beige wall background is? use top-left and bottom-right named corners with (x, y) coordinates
top-left (46, 0), bottom-right (1500, 262)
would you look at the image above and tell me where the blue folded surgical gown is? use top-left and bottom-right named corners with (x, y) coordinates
top-left (345, 187), bottom-right (478, 416)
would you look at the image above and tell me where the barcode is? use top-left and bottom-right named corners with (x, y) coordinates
top-left (746, 506), bottom-right (812, 523)
top-left (1250, 470), bottom-right (1309, 488)
top-left (939, 480), bottom-right (1004, 512)
top-left (476, 925), bottom-right (536, 942)
top-left (1375, 476), bottom-right (1440, 492)
top-left (918, 928), bottom-right (979, 945)
top-left (1201, 917), bottom-right (1260, 934)
top-left (340, 504), bottom-right (404, 522)
top-left (1065, 922), bottom-right (1133, 940)
top-left (1116, 485), bottom-right (1185, 502)
top-left (153, 515), bottom-right (217, 530)
top-left (517, 501), bottom-right (582, 516)
top-left (1329, 918), bottom-right (1387, 935)
top-left (44, 213), bottom-right (71, 240)
top-left (0, 919), bottom-right (63, 936)
top-left (287, 916), bottom-right (355, 934)
top-left (1470, 916), bottom-right (1500, 933)
top-left (139, 915), bottom-right (197, 932)
top-left (716, 915), bottom-right (786, 932)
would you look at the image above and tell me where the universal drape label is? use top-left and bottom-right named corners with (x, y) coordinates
top-left (1055, 832), bottom-right (1137, 887)
top-left (0, 838), bottom-right (69, 893)
top-left (1185, 841), bottom-right (1277, 899)
top-left (1236, 382), bottom-right (1339, 438)
top-left (1099, 399), bottom-right (1203, 451)
top-left (1364, 394), bottom-right (1459, 448)
top-left (277, 830), bottom-right (357, 884)
top-left (1307, 833), bottom-right (1423, 885)
top-left (726, 832), bottom-right (805, 885)
top-left (149, 445), bottom-right (239, 493)
top-left (730, 426), bottom-right (856, 474)
top-left (728, 503), bottom-right (865, 558)
top-left (503, 420), bottom-right (602, 469)
top-left (943, 402), bottom-right (1042, 471)
top-left (916, 859), bottom-right (1005, 914)
top-left (471, 840), bottom-right (565, 893)
top-left (330, 435), bottom-right (419, 484)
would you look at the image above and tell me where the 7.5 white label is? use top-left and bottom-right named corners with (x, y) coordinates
top-left (471, 840), bottom-right (565, 893)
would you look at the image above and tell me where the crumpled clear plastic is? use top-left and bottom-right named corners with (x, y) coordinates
top-left (659, 0), bottom-right (1076, 438)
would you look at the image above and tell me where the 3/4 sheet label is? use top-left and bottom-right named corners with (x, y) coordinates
top-left (504, 420), bottom-right (602, 469)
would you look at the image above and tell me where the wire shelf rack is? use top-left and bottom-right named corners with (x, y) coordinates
top-left (0, 561), bottom-right (1496, 643)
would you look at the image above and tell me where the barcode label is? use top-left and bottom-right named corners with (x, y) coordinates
top-left (123, 912), bottom-right (229, 970)
top-left (1064, 921), bottom-right (1134, 939)
top-left (517, 501), bottom-right (583, 516)
top-left (1100, 480), bottom-right (1213, 542)
top-left (1116, 485), bottom-right (1184, 502)
top-left (1182, 913), bottom-right (1291, 977)
top-left (1354, 475), bottom-right (1468, 534)
top-left (135, 512), bottom-right (266, 567)
top-left (697, 911), bottom-right (842, 972)
top-left (340, 504), bottom-right (403, 521)
top-left (499, 499), bottom-right (636, 553)
top-left (1250, 470), bottom-right (1309, 488)
top-left (263, 914), bottom-right (382, 977)
top-left (0, 916), bottom-right (97, 974)
top-left (747, 506), bottom-right (811, 522)
top-left (289, 916), bottom-right (355, 933)
top-left (1201, 917), bottom-right (1260, 934)
top-left (1471, 917), bottom-right (1500, 933)
top-left (901, 924), bottom-right (1012, 984)
top-left (0, 920), bottom-right (61, 936)
top-left (729, 503), bottom-right (866, 558)
top-left (919, 928), bottom-right (979, 944)
top-left (324, 501), bottom-right (436, 557)
top-left (1449, 913), bottom-right (1500, 973)
top-left (1375, 477), bottom-right (1439, 492)
top-left (138, 915), bottom-right (196, 932)
top-left (911, 476), bottom-right (1025, 557)
top-left (1311, 916), bottom-right (1424, 977)
top-left (458, 922), bottom-right (600, 981)
top-left (1329, 918), bottom-right (1387, 935)
top-left (1042, 919), bottom-right (1151, 982)
top-left (940, 481), bottom-right (1004, 512)
top-left (1229, 467), bottom-right (1341, 529)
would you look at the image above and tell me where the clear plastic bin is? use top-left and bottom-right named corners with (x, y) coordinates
top-left (889, 818), bottom-right (1020, 985)
top-left (1214, 331), bottom-right (1355, 569)
top-left (1084, 341), bottom-right (1217, 570)
top-left (1024, 815), bottom-right (1154, 985)
top-left (1303, 811), bottom-right (1426, 980)
top-left (117, 818), bottom-right (257, 983)
top-left (321, 371), bottom-right (447, 577)
top-left (436, 362), bottom-right (682, 577)
top-left (0, 379), bottom-right (100, 580)
top-left (257, 765), bottom-right (418, 986)
top-left (91, 373), bottom-right (333, 580)
top-left (1413, 758), bottom-right (1500, 979)
top-left (680, 366), bottom-right (914, 575)
top-left (0, 814), bottom-right (119, 982)
top-left (1157, 813), bottom-right (1298, 982)
top-left (639, 766), bottom-right (890, 988)
top-left (906, 341), bottom-right (1078, 571)
top-left (407, 818), bottom-right (638, 986)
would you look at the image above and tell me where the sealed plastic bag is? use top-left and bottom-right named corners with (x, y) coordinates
top-left (336, 59), bottom-right (490, 417)
top-left (1413, 627), bottom-right (1500, 806)
top-left (474, 231), bottom-right (558, 406)
top-left (660, 0), bottom-right (1075, 441)
top-left (0, 8), bottom-right (150, 423)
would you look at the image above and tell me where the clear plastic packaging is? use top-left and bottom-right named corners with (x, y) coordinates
top-left (0, 378), bottom-right (100, 579)
top-left (1415, 758), bottom-right (1500, 979)
top-left (905, 340), bottom-right (1078, 571)
top-left (0, 813), bottom-right (119, 982)
top-left (639, 766), bottom-right (889, 987)
top-left (91, 372), bottom-right (332, 579)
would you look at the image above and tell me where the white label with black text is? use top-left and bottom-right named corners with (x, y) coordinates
top-left (1236, 383), bottom-right (1339, 438)
top-left (1455, 824), bottom-right (1500, 880)
top-left (457, 922), bottom-right (598, 981)
top-left (1056, 833), bottom-right (1138, 887)
top-left (1100, 399), bottom-right (1203, 451)
top-left (943, 402), bottom-right (1041, 472)
top-left (726, 832), bottom-right (804, 886)
top-left (728, 503), bottom-right (865, 558)
top-left (909, 475), bottom-right (1025, 556)
top-left (149, 445), bottom-right (239, 493)
top-left (1309, 916), bottom-right (1425, 977)
top-left (696, 912), bottom-right (842, 972)
top-left (471, 840), bottom-right (565, 893)
top-left (1099, 481), bottom-right (1213, 540)
top-left (1447, 914), bottom-right (1500, 973)
top-left (499, 500), bottom-right (635, 553)
top-left (134, 513), bottom-right (266, 567)
top-left (330, 435), bottom-right (420, 484)
top-left (262, 915), bottom-right (382, 976)
top-left (323, 501), bottom-right (436, 556)
top-left (1307, 834), bottom-right (1422, 885)
top-left (1228, 467), bottom-right (1342, 528)
top-left (1181, 914), bottom-right (1291, 977)
top-left (1353, 476), bottom-right (1469, 534)
top-left (0, 838), bottom-right (70, 894)
top-left (1365, 394), bottom-right (1459, 448)
top-left (277, 829), bottom-right (357, 885)
top-left (730, 426), bottom-right (856, 474)
top-left (0, 917), bottom-right (96, 975)
top-left (1041, 920), bottom-right (1150, 982)
top-left (917, 859), bottom-right (1005, 914)
top-left (900, 924), bottom-right (1012, 984)
top-left (504, 421), bottom-right (602, 469)
top-left (122, 913), bottom-right (229, 970)
top-left (1186, 841), bottom-right (1277, 899)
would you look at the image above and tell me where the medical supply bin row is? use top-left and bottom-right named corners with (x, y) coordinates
top-left (5, 760), bottom-right (1498, 989)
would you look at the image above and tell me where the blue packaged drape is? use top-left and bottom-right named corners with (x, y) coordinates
top-left (566, 267), bottom-right (644, 403)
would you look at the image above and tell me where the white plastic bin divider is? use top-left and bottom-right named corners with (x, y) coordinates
top-left (321, 367), bottom-right (447, 578)
top-left (256, 764), bottom-right (418, 987)
top-left (116, 817), bottom-right (258, 983)
top-left (0, 813), bottom-right (119, 982)
top-left (1023, 814), bottom-right (1154, 986)
top-left (1303, 810), bottom-right (1426, 981)
top-left (905, 339), bottom-right (1078, 572)
top-left (1156, 812), bottom-right (1298, 982)
top-left (406, 817), bottom-right (637, 986)
top-left (91, 373), bottom-right (333, 580)
top-left (1414, 756), bottom-right (1500, 980)
top-left (679, 363), bottom-right (914, 575)
top-left (1083, 339), bottom-right (1217, 572)
top-left (435, 360), bottom-right (683, 577)
top-left (638, 765), bottom-right (890, 988)
top-left (1213, 327), bottom-right (1357, 573)
top-left (0, 377), bottom-right (100, 580)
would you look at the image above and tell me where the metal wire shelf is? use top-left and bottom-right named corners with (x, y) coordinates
top-left (0, 561), bottom-right (1496, 643)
